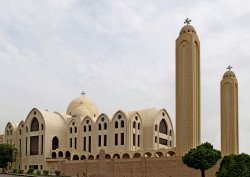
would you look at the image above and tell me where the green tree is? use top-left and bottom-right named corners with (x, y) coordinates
top-left (0, 144), bottom-right (18, 171)
top-left (216, 153), bottom-right (250, 177)
top-left (182, 142), bottom-right (221, 177)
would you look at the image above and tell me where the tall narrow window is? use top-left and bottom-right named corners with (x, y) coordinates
top-left (104, 123), bottom-right (107, 130)
top-left (170, 130), bottom-right (172, 136)
top-left (115, 134), bottom-right (118, 146)
top-left (83, 137), bottom-right (86, 151)
top-left (115, 121), bottom-right (118, 128)
top-left (155, 136), bottom-right (157, 143)
top-left (159, 119), bottom-right (168, 135)
top-left (121, 133), bottom-right (124, 145)
top-left (98, 124), bottom-right (101, 130)
top-left (138, 135), bottom-right (140, 147)
top-left (83, 126), bottom-right (86, 132)
top-left (121, 120), bottom-right (124, 128)
top-left (52, 136), bottom-right (59, 150)
top-left (70, 138), bottom-right (72, 148)
top-left (138, 123), bottom-right (140, 130)
top-left (88, 136), bottom-right (91, 153)
top-left (133, 121), bottom-right (136, 129)
top-left (170, 141), bottom-right (172, 147)
top-left (89, 125), bottom-right (92, 132)
top-left (26, 137), bottom-right (27, 155)
top-left (31, 118), bottom-right (39, 132)
top-left (19, 139), bottom-right (22, 156)
top-left (155, 125), bottom-right (158, 131)
top-left (75, 127), bottom-right (77, 133)
top-left (98, 135), bottom-right (101, 147)
top-left (41, 135), bottom-right (43, 155)
top-left (133, 134), bottom-right (135, 146)
top-left (74, 137), bottom-right (77, 149)
top-left (30, 136), bottom-right (39, 155)
top-left (104, 135), bottom-right (107, 146)
top-left (70, 127), bottom-right (72, 134)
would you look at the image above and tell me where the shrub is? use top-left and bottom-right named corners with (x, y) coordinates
top-left (18, 169), bottom-right (24, 174)
top-left (27, 168), bottom-right (34, 174)
top-left (12, 169), bottom-right (18, 173)
top-left (43, 170), bottom-right (49, 176)
top-left (55, 170), bottom-right (61, 176)
top-left (36, 170), bottom-right (41, 175)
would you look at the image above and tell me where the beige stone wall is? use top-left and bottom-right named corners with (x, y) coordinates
top-left (58, 156), bottom-right (220, 177)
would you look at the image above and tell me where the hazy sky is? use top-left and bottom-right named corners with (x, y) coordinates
top-left (0, 0), bottom-right (249, 154)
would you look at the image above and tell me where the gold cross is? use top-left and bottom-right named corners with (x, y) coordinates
top-left (184, 18), bottom-right (191, 25)
top-left (226, 65), bottom-right (232, 71)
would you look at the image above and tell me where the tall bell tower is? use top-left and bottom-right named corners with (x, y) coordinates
top-left (176, 19), bottom-right (201, 156)
top-left (221, 66), bottom-right (239, 155)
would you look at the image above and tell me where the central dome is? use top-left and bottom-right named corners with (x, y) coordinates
top-left (66, 97), bottom-right (99, 117)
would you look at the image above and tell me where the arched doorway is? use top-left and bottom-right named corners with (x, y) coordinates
top-left (73, 155), bottom-right (79, 160)
top-left (52, 152), bottom-right (56, 159)
top-left (65, 151), bottom-right (71, 160)
top-left (122, 153), bottom-right (130, 159)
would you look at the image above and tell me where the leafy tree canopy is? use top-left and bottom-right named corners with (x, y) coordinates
top-left (0, 144), bottom-right (18, 168)
top-left (182, 142), bottom-right (221, 177)
top-left (216, 153), bottom-right (250, 177)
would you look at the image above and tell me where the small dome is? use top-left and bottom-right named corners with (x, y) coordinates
top-left (66, 97), bottom-right (99, 117)
top-left (223, 70), bottom-right (236, 78)
top-left (180, 25), bottom-right (196, 35)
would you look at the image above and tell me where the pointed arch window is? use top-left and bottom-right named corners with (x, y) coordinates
top-left (159, 119), bottom-right (168, 135)
top-left (121, 120), bottom-right (124, 128)
top-left (88, 125), bottom-right (92, 132)
top-left (83, 126), bottom-right (86, 132)
top-left (104, 122), bottom-right (107, 130)
top-left (98, 123), bottom-right (102, 130)
top-left (133, 121), bottom-right (136, 129)
top-left (31, 117), bottom-right (39, 132)
top-left (115, 121), bottom-right (118, 128)
top-left (138, 123), bottom-right (140, 130)
top-left (74, 127), bottom-right (77, 133)
top-left (52, 136), bottom-right (59, 150)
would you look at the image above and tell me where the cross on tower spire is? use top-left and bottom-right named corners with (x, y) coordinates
top-left (184, 18), bottom-right (191, 25)
top-left (226, 65), bottom-right (232, 71)
top-left (81, 91), bottom-right (86, 97)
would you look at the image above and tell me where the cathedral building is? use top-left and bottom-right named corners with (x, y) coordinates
top-left (4, 95), bottom-right (175, 171)
top-left (2, 20), bottom-right (239, 175)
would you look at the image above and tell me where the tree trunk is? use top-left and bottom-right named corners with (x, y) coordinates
top-left (201, 170), bottom-right (205, 177)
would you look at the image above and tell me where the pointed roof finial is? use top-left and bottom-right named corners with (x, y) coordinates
top-left (226, 65), bottom-right (232, 71)
top-left (184, 18), bottom-right (191, 25)
top-left (81, 91), bottom-right (86, 97)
